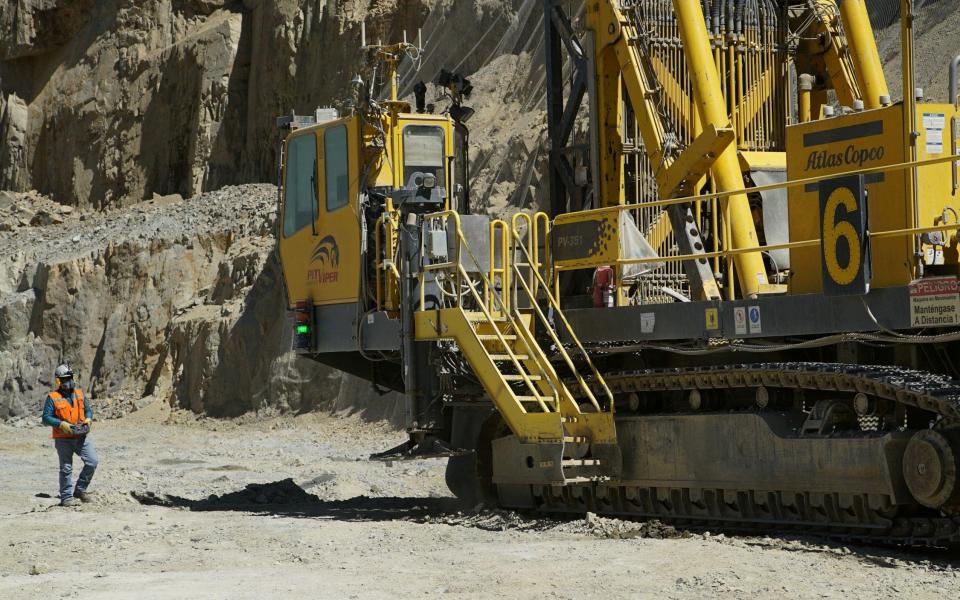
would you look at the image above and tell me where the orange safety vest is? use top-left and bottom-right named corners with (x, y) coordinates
top-left (50, 389), bottom-right (86, 439)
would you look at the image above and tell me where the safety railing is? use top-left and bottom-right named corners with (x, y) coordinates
top-left (419, 210), bottom-right (562, 414)
top-left (511, 212), bottom-right (555, 303)
top-left (509, 215), bottom-right (614, 414)
top-left (552, 152), bottom-right (960, 298)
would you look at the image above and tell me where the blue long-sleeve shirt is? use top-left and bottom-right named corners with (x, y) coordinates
top-left (41, 391), bottom-right (92, 428)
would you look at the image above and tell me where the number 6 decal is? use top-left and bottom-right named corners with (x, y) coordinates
top-left (820, 175), bottom-right (871, 296)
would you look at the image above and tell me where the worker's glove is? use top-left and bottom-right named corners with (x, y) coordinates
top-left (58, 421), bottom-right (74, 435)
top-left (83, 419), bottom-right (92, 427)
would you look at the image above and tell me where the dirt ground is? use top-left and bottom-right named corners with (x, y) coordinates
top-left (2, 402), bottom-right (960, 599)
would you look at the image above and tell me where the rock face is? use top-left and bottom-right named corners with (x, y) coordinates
top-left (0, 0), bottom-right (95, 60)
top-left (0, 1), bottom-right (432, 207)
top-left (0, 92), bottom-right (29, 191)
top-left (0, 1), bottom-right (549, 208)
top-left (0, 184), bottom-right (403, 423)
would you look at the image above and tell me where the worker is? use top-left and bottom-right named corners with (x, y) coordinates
top-left (41, 364), bottom-right (98, 507)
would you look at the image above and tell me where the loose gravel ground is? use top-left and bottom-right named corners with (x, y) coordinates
top-left (1, 400), bottom-right (958, 599)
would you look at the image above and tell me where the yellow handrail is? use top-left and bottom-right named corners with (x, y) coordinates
top-left (418, 210), bottom-right (560, 412)
top-left (549, 154), bottom-right (960, 287)
top-left (553, 224), bottom-right (960, 271)
top-left (490, 219), bottom-right (510, 314)
top-left (566, 153), bottom-right (960, 217)
top-left (456, 263), bottom-right (553, 413)
top-left (510, 227), bottom-right (615, 412)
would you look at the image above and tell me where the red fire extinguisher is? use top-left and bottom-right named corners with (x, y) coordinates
top-left (592, 266), bottom-right (614, 308)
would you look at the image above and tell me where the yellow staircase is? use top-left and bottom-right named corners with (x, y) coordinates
top-left (415, 211), bottom-right (619, 485)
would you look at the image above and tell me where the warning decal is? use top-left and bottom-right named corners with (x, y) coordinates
top-left (705, 308), bottom-right (719, 331)
top-left (640, 313), bottom-right (656, 334)
top-left (748, 306), bottom-right (762, 334)
top-left (923, 113), bottom-right (946, 154)
top-left (733, 307), bottom-right (747, 335)
top-left (909, 277), bottom-right (960, 327)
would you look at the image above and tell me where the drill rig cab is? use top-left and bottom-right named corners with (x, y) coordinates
top-left (277, 36), bottom-right (472, 461)
top-left (278, 112), bottom-right (454, 311)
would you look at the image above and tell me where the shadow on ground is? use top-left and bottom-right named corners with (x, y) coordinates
top-left (131, 479), bottom-right (960, 567)
top-left (131, 478), bottom-right (462, 522)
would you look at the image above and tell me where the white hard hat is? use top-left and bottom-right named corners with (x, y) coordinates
top-left (55, 364), bottom-right (74, 379)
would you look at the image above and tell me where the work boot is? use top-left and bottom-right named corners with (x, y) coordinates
top-left (74, 491), bottom-right (94, 503)
top-left (60, 497), bottom-right (80, 507)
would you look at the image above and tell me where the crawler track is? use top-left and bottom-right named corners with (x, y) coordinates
top-left (525, 363), bottom-right (960, 547)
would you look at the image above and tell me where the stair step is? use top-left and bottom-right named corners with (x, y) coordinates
top-left (477, 334), bottom-right (518, 342)
top-left (562, 436), bottom-right (588, 444)
top-left (562, 459), bottom-right (602, 467)
top-left (490, 354), bottom-right (529, 361)
top-left (516, 395), bottom-right (556, 404)
top-left (503, 374), bottom-right (542, 382)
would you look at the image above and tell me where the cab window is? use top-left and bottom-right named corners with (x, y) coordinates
top-left (403, 125), bottom-right (445, 185)
top-left (283, 134), bottom-right (317, 238)
top-left (325, 125), bottom-right (349, 211)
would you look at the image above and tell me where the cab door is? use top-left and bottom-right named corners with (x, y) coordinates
top-left (312, 121), bottom-right (361, 305)
top-left (278, 129), bottom-right (322, 308)
top-left (278, 119), bottom-right (362, 308)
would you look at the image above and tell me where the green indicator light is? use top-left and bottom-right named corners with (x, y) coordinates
top-left (296, 324), bottom-right (310, 335)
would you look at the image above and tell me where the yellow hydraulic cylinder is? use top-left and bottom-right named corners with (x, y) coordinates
top-left (838, 0), bottom-right (890, 109)
top-left (672, 0), bottom-right (768, 297)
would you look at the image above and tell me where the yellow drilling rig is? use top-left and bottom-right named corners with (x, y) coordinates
top-left (276, 1), bottom-right (960, 546)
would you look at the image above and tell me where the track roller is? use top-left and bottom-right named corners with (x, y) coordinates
top-left (903, 429), bottom-right (960, 510)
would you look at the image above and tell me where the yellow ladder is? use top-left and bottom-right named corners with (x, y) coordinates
top-left (415, 211), bottom-right (618, 484)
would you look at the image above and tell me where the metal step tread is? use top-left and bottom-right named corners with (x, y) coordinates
top-left (516, 395), bottom-right (556, 403)
top-left (502, 374), bottom-right (542, 382)
top-left (490, 354), bottom-right (529, 361)
top-left (477, 334), bottom-right (518, 342)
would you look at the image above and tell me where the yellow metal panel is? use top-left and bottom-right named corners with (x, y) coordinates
top-left (916, 104), bottom-right (960, 266)
top-left (738, 151), bottom-right (786, 172)
top-left (658, 125), bottom-right (735, 197)
top-left (786, 105), bottom-right (910, 293)
top-left (551, 210), bottom-right (621, 270)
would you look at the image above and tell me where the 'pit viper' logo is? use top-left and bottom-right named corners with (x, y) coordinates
top-left (311, 236), bottom-right (340, 268)
top-left (308, 236), bottom-right (340, 284)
